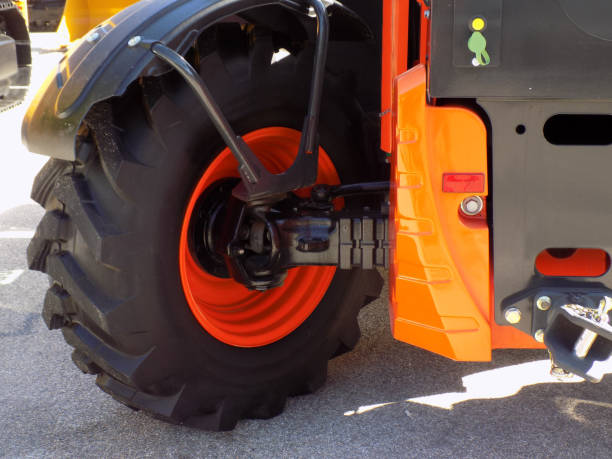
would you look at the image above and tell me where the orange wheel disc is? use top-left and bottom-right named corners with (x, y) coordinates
top-left (179, 127), bottom-right (340, 347)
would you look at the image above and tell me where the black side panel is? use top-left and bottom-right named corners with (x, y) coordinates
top-left (480, 99), bottom-right (612, 335)
top-left (430, 0), bottom-right (612, 99)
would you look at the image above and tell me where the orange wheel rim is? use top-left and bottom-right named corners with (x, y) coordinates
top-left (179, 127), bottom-right (339, 347)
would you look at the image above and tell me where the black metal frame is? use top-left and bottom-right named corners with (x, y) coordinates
top-left (220, 182), bottom-right (390, 290)
top-left (187, 181), bottom-right (390, 291)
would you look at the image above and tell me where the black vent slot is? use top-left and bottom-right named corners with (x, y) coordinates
top-left (544, 114), bottom-right (612, 145)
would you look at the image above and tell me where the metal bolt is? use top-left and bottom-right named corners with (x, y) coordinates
top-left (128, 36), bottom-right (142, 47)
top-left (534, 329), bottom-right (545, 343)
top-left (504, 307), bottom-right (522, 324)
top-left (424, 9), bottom-right (430, 18)
top-left (550, 364), bottom-right (573, 380)
top-left (536, 295), bottom-right (551, 311)
top-left (86, 31), bottom-right (100, 43)
top-left (460, 195), bottom-right (483, 216)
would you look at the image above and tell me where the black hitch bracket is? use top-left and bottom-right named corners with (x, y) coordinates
top-left (544, 294), bottom-right (612, 382)
top-left (504, 287), bottom-right (612, 382)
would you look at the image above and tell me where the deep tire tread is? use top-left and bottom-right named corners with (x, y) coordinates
top-left (30, 158), bottom-right (70, 206)
top-left (45, 252), bottom-right (121, 334)
top-left (63, 324), bottom-right (152, 385)
top-left (53, 174), bottom-right (125, 268)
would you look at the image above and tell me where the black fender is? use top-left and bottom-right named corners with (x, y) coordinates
top-left (22, 0), bottom-right (372, 161)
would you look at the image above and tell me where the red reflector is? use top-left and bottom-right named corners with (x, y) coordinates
top-left (442, 173), bottom-right (485, 193)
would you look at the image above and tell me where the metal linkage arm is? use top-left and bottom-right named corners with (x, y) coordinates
top-left (150, 43), bottom-right (265, 186)
top-left (145, 0), bottom-right (331, 202)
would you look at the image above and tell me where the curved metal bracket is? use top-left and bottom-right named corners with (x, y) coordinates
top-left (147, 0), bottom-right (329, 202)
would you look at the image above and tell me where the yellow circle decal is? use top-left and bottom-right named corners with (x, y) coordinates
top-left (472, 17), bottom-right (485, 31)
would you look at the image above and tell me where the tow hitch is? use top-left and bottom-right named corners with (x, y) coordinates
top-left (543, 294), bottom-right (612, 382)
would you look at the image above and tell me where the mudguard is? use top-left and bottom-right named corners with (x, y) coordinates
top-left (22, 0), bottom-right (371, 161)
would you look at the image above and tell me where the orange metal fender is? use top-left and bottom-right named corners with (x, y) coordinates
top-left (390, 65), bottom-right (541, 361)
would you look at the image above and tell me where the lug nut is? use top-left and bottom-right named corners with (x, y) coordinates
top-left (460, 195), bottom-right (483, 216)
top-left (536, 295), bottom-right (551, 311)
top-left (504, 307), bottom-right (522, 324)
top-left (534, 329), bottom-right (545, 343)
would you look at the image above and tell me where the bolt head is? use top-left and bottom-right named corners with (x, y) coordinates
top-left (536, 295), bottom-right (551, 311)
top-left (86, 31), bottom-right (100, 43)
top-left (128, 36), bottom-right (142, 47)
top-left (504, 307), bottom-right (522, 324)
top-left (534, 329), bottom-right (545, 343)
top-left (550, 365), bottom-right (573, 380)
top-left (460, 195), bottom-right (483, 216)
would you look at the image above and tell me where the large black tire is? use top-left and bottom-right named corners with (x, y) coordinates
top-left (28, 26), bottom-right (383, 430)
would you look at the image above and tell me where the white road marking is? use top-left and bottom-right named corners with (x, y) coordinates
top-left (0, 269), bottom-right (25, 285)
top-left (0, 231), bottom-right (35, 239)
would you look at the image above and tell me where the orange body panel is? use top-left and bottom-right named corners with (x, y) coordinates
top-left (381, 0), bottom-right (430, 154)
top-left (390, 66), bottom-right (542, 361)
top-left (380, 0), bottom-right (409, 154)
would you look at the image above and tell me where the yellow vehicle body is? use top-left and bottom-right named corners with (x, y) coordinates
top-left (62, 0), bottom-right (136, 41)
top-left (13, 0), bottom-right (29, 24)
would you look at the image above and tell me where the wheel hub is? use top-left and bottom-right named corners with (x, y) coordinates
top-left (178, 127), bottom-right (338, 347)
top-left (188, 178), bottom-right (239, 279)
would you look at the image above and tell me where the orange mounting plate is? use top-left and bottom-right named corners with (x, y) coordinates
top-left (390, 65), bottom-right (542, 361)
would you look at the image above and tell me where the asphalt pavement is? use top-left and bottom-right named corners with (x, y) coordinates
top-left (0, 34), bottom-right (611, 459)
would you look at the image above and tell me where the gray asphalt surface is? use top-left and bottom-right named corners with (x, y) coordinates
top-left (1, 34), bottom-right (611, 459)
